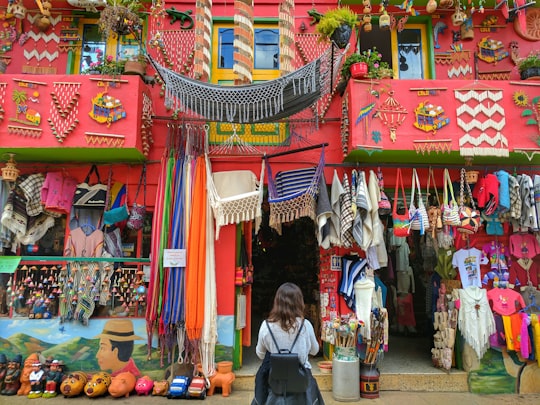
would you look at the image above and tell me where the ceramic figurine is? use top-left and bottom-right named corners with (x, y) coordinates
top-left (17, 353), bottom-right (39, 396)
top-left (108, 371), bottom-right (136, 398)
top-left (135, 375), bottom-right (154, 396)
top-left (151, 380), bottom-right (169, 396)
top-left (84, 371), bottom-right (112, 398)
top-left (0, 354), bottom-right (7, 392)
top-left (208, 361), bottom-right (235, 397)
top-left (28, 362), bottom-right (46, 398)
top-left (42, 360), bottom-right (64, 398)
top-left (1, 356), bottom-right (22, 395)
top-left (60, 372), bottom-right (88, 397)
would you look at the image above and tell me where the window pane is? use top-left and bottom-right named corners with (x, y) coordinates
top-left (397, 29), bottom-right (423, 79)
top-left (358, 25), bottom-right (393, 69)
top-left (254, 29), bottom-right (279, 69)
top-left (80, 24), bottom-right (106, 72)
top-left (218, 28), bottom-right (234, 69)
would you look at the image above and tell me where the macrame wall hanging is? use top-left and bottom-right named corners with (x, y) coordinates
top-left (7, 78), bottom-right (45, 138)
top-left (376, 90), bottom-right (408, 143)
top-left (279, 0), bottom-right (295, 76)
top-left (22, 13), bottom-right (61, 74)
top-left (455, 87), bottom-right (509, 157)
top-left (84, 131), bottom-right (126, 147)
top-left (233, 0), bottom-right (254, 84)
top-left (413, 139), bottom-right (452, 155)
top-left (48, 81), bottom-right (81, 143)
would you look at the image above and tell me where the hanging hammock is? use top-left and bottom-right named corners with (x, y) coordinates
top-left (266, 147), bottom-right (325, 233)
top-left (206, 155), bottom-right (265, 239)
top-left (148, 44), bottom-right (344, 123)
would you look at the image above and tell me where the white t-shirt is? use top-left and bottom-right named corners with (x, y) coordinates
top-left (452, 248), bottom-right (487, 288)
top-left (256, 317), bottom-right (319, 369)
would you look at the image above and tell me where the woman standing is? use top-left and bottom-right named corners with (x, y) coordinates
top-left (253, 282), bottom-right (324, 405)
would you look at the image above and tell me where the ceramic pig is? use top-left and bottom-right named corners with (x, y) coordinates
top-left (60, 372), bottom-right (88, 398)
top-left (84, 372), bottom-right (111, 398)
top-left (152, 380), bottom-right (169, 396)
top-left (135, 375), bottom-right (154, 396)
top-left (108, 371), bottom-right (136, 398)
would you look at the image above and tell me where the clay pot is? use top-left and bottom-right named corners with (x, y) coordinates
top-left (216, 361), bottom-right (233, 374)
top-left (426, 0), bottom-right (438, 13)
top-left (330, 24), bottom-right (353, 49)
top-left (123, 61), bottom-right (146, 77)
top-left (350, 62), bottom-right (368, 79)
top-left (379, 12), bottom-right (390, 30)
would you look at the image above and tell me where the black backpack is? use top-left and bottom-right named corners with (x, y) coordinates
top-left (266, 319), bottom-right (309, 395)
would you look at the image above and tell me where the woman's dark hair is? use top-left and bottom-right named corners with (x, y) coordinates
top-left (267, 282), bottom-right (305, 332)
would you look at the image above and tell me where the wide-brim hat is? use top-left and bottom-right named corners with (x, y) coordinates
top-left (93, 319), bottom-right (144, 342)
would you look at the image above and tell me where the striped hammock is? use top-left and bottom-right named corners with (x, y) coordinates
top-left (266, 148), bottom-right (325, 233)
top-left (205, 154), bottom-right (265, 239)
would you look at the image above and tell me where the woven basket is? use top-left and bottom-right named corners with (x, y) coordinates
top-left (465, 170), bottom-right (479, 184)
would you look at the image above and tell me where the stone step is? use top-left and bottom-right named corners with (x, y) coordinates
top-left (233, 366), bottom-right (469, 392)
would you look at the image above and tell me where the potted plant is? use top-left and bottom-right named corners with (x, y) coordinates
top-left (517, 51), bottom-right (540, 80)
top-left (316, 6), bottom-right (359, 49)
top-left (123, 52), bottom-right (148, 77)
top-left (99, 0), bottom-right (144, 39)
top-left (341, 47), bottom-right (393, 81)
top-left (82, 50), bottom-right (126, 75)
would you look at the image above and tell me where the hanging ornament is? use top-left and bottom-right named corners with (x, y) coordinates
top-left (426, 0), bottom-right (438, 13)
top-left (375, 90), bottom-right (408, 143)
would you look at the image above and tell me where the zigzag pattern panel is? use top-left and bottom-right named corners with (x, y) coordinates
top-left (447, 64), bottom-right (472, 78)
top-left (458, 132), bottom-right (509, 147)
top-left (457, 117), bottom-right (506, 132)
top-left (26, 31), bottom-right (60, 43)
top-left (454, 90), bottom-right (503, 103)
top-left (23, 49), bottom-right (59, 62)
top-left (456, 103), bottom-right (506, 117)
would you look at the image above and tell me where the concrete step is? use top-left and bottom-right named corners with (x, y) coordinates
top-left (233, 363), bottom-right (469, 392)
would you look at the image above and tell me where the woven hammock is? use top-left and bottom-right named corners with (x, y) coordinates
top-left (205, 154), bottom-right (265, 239)
top-left (149, 44), bottom-right (341, 123)
top-left (266, 148), bottom-right (325, 233)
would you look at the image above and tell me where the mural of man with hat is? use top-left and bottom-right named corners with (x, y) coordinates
top-left (94, 319), bottom-right (143, 378)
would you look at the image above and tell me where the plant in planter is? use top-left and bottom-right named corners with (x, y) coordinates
top-left (341, 47), bottom-right (393, 81)
top-left (99, 0), bottom-right (144, 39)
top-left (517, 50), bottom-right (540, 80)
top-left (123, 52), bottom-right (148, 77)
top-left (82, 49), bottom-right (126, 75)
top-left (315, 6), bottom-right (360, 49)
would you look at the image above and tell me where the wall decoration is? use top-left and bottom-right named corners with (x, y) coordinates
top-left (433, 21), bottom-right (447, 49)
top-left (477, 37), bottom-right (508, 64)
top-left (512, 89), bottom-right (539, 137)
top-left (513, 7), bottom-right (540, 41)
top-left (23, 49), bottom-right (59, 62)
top-left (84, 132), bottom-right (126, 147)
top-left (8, 79), bottom-right (47, 132)
top-left (413, 101), bottom-right (450, 134)
top-left (455, 87), bottom-right (508, 157)
top-left (0, 11), bottom-right (21, 53)
top-left (7, 125), bottom-right (43, 137)
top-left (88, 92), bottom-right (127, 126)
top-left (473, 15), bottom-right (506, 33)
top-left (375, 90), bottom-right (407, 143)
top-left (48, 82), bottom-right (82, 143)
top-left (413, 139), bottom-right (452, 154)
top-left (0, 82), bottom-right (6, 121)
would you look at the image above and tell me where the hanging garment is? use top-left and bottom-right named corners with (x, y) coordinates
top-left (495, 170), bottom-right (510, 213)
top-left (352, 170), bottom-right (370, 248)
top-left (369, 170), bottom-right (388, 267)
top-left (458, 286), bottom-right (496, 359)
top-left (509, 232), bottom-right (540, 260)
top-left (452, 247), bottom-right (486, 288)
top-left (206, 156), bottom-right (264, 239)
top-left (317, 172), bottom-right (338, 249)
top-left (339, 256), bottom-right (367, 309)
top-left (508, 174), bottom-right (522, 227)
top-left (354, 277), bottom-right (375, 340)
top-left (340, 173), bottom-right (354, 248)
top-left (518, 174), bottom-right (538, 231)
top-left (330, 169), bottom-right (344, 247)
top-left (487, 287), bottom-right (526, 316)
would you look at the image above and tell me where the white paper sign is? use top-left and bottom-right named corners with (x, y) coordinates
top-left (163, 249), bottom-right (186, 267)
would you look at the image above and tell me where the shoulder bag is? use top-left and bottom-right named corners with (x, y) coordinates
top-left (442, 168), bottom-right (460, 226)
top-left (266, 319), bottom-right (309, 395)
top-left (409, 168), bottom-right (428, 235)
top-left (426, 167), bottom-right (443, 236)
top-left (458, 168), bottom-right (481, 234)
top-left (377, 167), bottom-right (392, 216)
top-left (392, 168), bottom-right (411, 237)
top-left (127, 164), bottom-right (147, 231)
top-left (72, 164), bottom-right (108, 209)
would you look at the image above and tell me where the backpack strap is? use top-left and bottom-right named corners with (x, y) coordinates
top-left (266, 319), bottom-right (305, 353)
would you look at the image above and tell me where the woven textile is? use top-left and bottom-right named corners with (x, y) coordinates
top-left (206, 155), bottom-right (265, 239)
top-left (149, 45), bottom-right (335, 123)
top-left (267, 149), bottom-right (324, 233)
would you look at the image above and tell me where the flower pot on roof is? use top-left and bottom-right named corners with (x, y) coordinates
top-left (316, 6), bottom-right (359, 49)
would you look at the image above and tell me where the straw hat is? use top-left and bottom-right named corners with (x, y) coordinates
top-left (93, 319), bottom-right (144, 342)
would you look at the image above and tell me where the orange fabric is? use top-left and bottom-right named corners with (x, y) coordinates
top-left (510, 312), bottom-right (523, 353)
top-left (185, 156), bottom-right (207, 340)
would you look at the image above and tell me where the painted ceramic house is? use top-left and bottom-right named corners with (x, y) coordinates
top-left (0, 0), bottom-right (539, 396)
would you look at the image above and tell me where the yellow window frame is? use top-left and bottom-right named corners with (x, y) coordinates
top-left (72, 18), bottom-right (144, 74)
top-left (209, 22), bottom-right (287, 146)
top-left (390, 23), bottom-right (431, 80)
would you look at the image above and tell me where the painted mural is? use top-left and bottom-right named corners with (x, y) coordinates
top-left (0, 316), bottom-right (233, 380)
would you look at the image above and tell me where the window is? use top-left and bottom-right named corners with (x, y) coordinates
top-left (211, 22), bottom-right (286, 145)
top-left (359, 20), bottom-right (432, 79)
top-left (72, 19), bottom-right (144, 74)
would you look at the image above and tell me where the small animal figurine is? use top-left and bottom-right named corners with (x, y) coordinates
top-left (152, 380), bottom-right (170, 396)
top-left (60, 371), bottom-right (88, 398)
top-left (84, 372), bottom-right (112, 398)
top-left (108, 371), bottom-right (136, 398)
top-left (135, 375), bottom-right (154, 396)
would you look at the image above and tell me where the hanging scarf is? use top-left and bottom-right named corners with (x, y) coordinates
top-left (185, 155), bottom-right (208, 341)
top-left (458, 286), bottom-right (496, 359)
